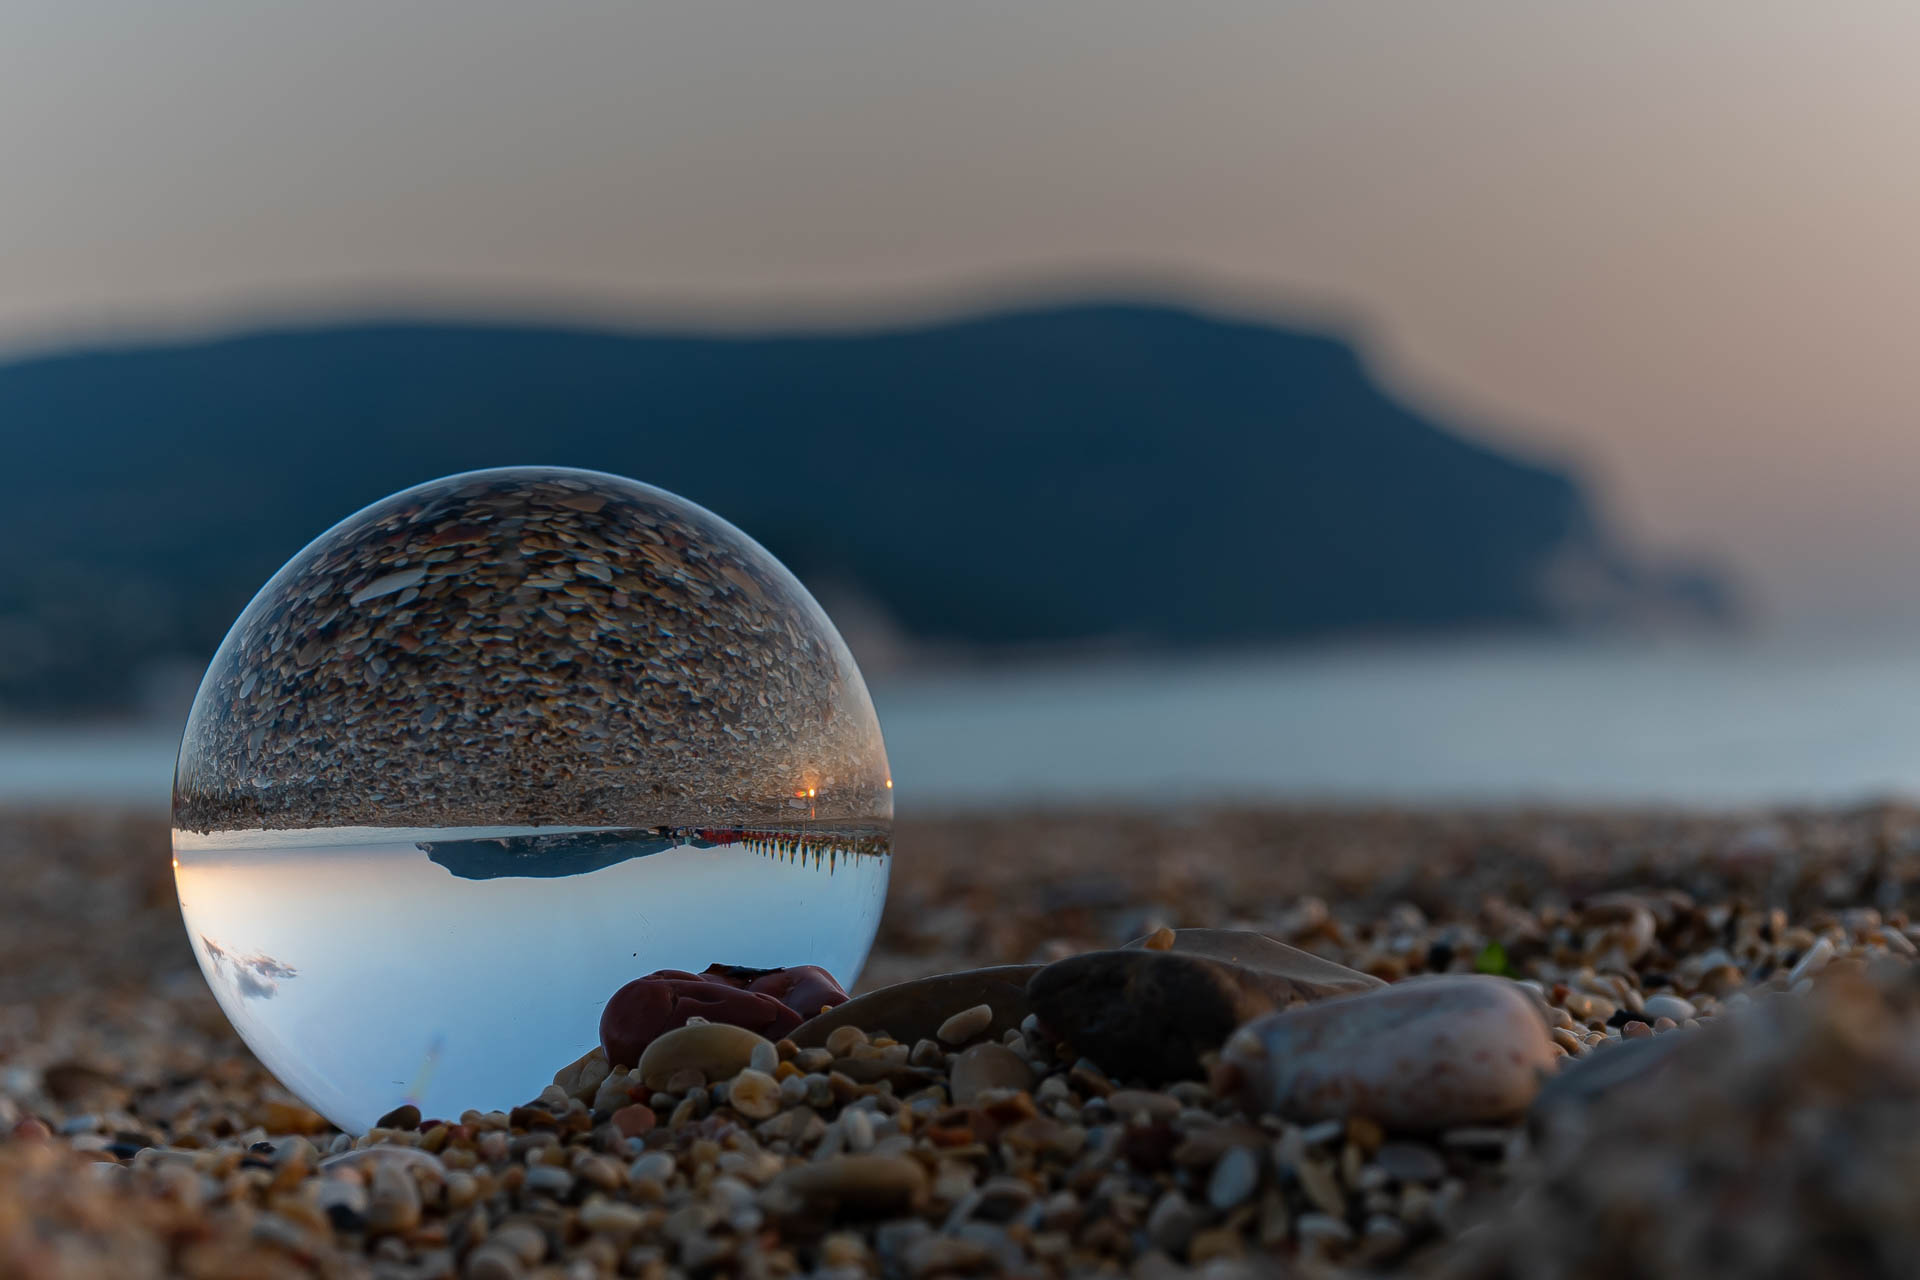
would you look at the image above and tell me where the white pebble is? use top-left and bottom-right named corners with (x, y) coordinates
top-left (1640, 994), bottom-right (1696, 1022)
top-left (628, 1152), bottom-right (675, 1184)
top-left (1787, 936), bottom-right (1835, 985)
top-left (1207, 1145), bottom-right (1260, 1211)
top-left (938, 1004), bottom-right (994, 1046)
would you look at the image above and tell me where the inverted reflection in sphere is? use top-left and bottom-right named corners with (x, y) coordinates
top-left (172, 467), bottom-right (891, 1132)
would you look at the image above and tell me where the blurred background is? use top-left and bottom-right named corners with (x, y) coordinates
top-left (8, 1), bottom-right (1920, 812)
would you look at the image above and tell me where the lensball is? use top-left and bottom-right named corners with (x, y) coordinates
top-left (171, 467), bottom-right (892, 1133)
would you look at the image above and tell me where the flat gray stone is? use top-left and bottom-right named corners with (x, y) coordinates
top-left (790, 966), bottom-right (1041, 1049)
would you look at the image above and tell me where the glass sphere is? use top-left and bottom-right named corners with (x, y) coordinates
top-left (172, 467), bottom-right (891, 1133)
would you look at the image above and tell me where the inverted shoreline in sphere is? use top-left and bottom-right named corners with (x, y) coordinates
top-left (170, 467), bottom-right (893, 1131)
top-left (173, 466), bottom-right (891, 834)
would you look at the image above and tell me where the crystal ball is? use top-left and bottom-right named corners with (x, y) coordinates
top-left (171, 467), bottom-right (892, 1133)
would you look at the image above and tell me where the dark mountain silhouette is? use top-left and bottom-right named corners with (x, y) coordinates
top-left (1, 301), bottom-right (1735, 715)
top-left (418, 829), bottom-right (711, 880)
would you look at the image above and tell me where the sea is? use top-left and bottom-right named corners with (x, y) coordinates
top-left (14, 634), bottom-right (1920, 813)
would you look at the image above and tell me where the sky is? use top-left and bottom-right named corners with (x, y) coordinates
top-left (7, 2), bottom-right (1920, 627)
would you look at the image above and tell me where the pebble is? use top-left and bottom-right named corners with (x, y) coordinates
top-left (365, 1163), bottom-right (421, 1234)
top-left (1207, 1145), bottom-right (1261, 1210)
top-left (770, 1155), bottom-right (929, 1216)
top-left (937, 1003), bottom-right (995, 1046)
top-left (1787, 936), bottom-right (1836, 985)
top-left (826, 1025), bottom-right (868, 1057)
top-left (792, 967), bottom-right (1042, 1048)
top-left (628, 1151), bottom-right (675, 1184)
top-left (551, 1047), bottom-right (611, 1102)
top-left (1295, 1157), bottom-right (1349, 1218)
top-left (1560, 991), bottom-right (1618, 1024)
top-left (579, 1199), bottom-right (648, 1233)
top-left (603, 975), bottom-right (801, 1069)
top-left (1640, 993), bottom-right (1696, 1022)
top-left (635, 1022), bottom-right (774, 1090)
top-left (463, 1244), bottom-right (528, 1280)
top-left (727, 1068), bottom-right (782, 1120)
top-left (1145, 1190), bottom-right (1201, 1251)
top-left (1026, 950), bottom-right (1288, 1083)
top-left (1122, 927), bottom-right (1385, 998)
top-left (1221, 975), bottom-right (1557, 1129)
top-left (949, 1042), bottom-right (1036, 1103)
top-left (491, 1222), bottom-right (548, 1265)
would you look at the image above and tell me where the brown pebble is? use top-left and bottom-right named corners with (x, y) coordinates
top-left (376, 1103), bottom-right (422, 1130)
top-left (261, 1100), bottom-right (328, 1135)
top-left (612, 1104), bottom-right (657, 1138)
top-left (769, 1155), bottom-right (929, 1216)
top-left (938, 1003), bottom-right (995, 1046)
top-left (366, 1163), bottom-right (422, 1235)
top-left (463, 1243), bottom-right (527, 1280)
top-left (8, 1117), bottom-right (51, 1143)
top-left (728, 1069), bottom-right (782, 1120)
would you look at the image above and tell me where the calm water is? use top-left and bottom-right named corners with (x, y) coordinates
top-left (19, 636), bottom-right (1920, 810)
top-left (173, 826), bottom-right (888, 1133)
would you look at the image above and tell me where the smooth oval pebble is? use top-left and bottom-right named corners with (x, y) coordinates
top-left (1027, 950), bottom-right (1286, 1084)
top-left (938, 1004), bottom-right (994, 1046)
top-left (1640, 993), bottom-right (1697, 1023)
top-left (463, 1244), bottom-right (528, 1280)
top-left (949, 1042), bottom-right (1035, 1104)
top-left (611, 1104), bottom-right (656, 1139)
top-left (728, 1069), bottom-right (782, 1120)
top-left (1206, 1145), bottom-right (1261, 1211)
top-left (789, 966), bottom-right (1042, 1048)
top-left (637, 1023), bottom-right (775, 1091)
top-left (366, 1163), bottom-right (422, 1235)
top-left (1220, 975), bottom-right (1556, 1130)
top-left (769, 1154), bottom-right (928, 1215)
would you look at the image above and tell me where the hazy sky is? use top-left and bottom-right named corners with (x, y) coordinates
top-left (9, 2), bottom-right (1920, 626)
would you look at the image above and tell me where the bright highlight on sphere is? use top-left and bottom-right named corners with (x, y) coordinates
top-left (171, 467), bottom-right (892, 1133)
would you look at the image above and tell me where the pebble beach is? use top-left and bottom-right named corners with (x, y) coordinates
top-left (9, 802), bottom-right (1920, 1278)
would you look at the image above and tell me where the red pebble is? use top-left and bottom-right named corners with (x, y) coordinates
top-left (611, 1104), bottom-right (657, 1139)
top-left (745, 965), bottom-right (849, 1019)
top-left (599, 974), bottom-right (803, 1067)
top-left (9, 1117), bottom-right (51, 1143)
